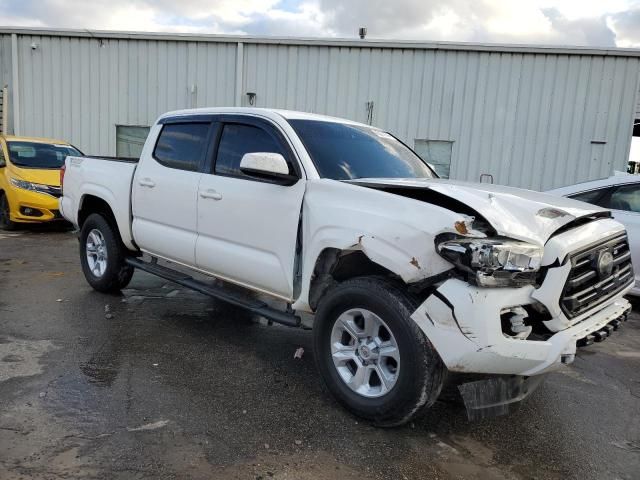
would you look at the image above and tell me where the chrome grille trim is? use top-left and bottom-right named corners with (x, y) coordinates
top-left (560, 232), bottom-right (634, 318)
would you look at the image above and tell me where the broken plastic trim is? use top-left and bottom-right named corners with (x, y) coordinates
top-left (458, 374), bottom-right (546, 421)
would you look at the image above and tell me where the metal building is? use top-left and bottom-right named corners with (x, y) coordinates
top-left (1, 27), bottom-right (640, 190)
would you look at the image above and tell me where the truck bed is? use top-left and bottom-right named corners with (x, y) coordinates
top-left (60, 155), bottom-right (138, 250)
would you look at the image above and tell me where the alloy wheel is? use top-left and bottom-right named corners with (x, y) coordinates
top-left (330, 308), bottom-right (401, 398)
top-left (86, 229), bottom-right (108, 278)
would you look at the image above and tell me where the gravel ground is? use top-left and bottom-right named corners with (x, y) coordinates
top-left (0, 228), bottom-right (639, 479)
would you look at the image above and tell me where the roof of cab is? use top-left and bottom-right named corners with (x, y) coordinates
top-left (1, 135), bottom-right (72, 145)
top-left (158, 107), bottom-right (370, 128)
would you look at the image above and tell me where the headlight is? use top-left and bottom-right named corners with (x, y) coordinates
top-left (9, 178), bottom-right (56, 196)
top-left (437, 237), bottom-right (543, 287)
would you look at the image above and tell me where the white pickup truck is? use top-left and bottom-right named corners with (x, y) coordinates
top-left (60, 108), bottom-right (633, 425)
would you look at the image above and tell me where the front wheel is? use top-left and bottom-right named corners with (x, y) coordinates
top-left (79, 214), bottom-right (134, 293)
top-left (313, 277), bottom-right (445, 427)
top-left (0, 193), bottom-right (17, 231)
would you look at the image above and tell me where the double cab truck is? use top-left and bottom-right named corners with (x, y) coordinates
top-left (60, 108), bottom-right (633, 425)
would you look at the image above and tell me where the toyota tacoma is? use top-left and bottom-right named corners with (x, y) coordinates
top-left (60, 108), bottom-right (633, 425)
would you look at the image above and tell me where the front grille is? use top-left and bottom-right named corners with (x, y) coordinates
top-left (560, 233), bottom-right (634, 318)
top-left (561, 232), bottom-right (634, 318)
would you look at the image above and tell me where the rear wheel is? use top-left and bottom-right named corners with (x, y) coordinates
top-left (313, 277), bottom-right (445, 426)
top-left (0, 193), bottom-right (17, 231)
top-left (79, 214), bottom-right (134, 293)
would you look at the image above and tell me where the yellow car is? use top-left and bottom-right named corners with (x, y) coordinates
top-left (0, 135), bottom-right (82, 230)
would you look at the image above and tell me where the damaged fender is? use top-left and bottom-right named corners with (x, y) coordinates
top-left (292, 179), bottom-right (467, 312)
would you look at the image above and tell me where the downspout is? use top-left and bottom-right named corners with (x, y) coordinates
top-left (10, 33), bottom-right (20, 136)
top-left (235, 42), bottom-right (244, 107)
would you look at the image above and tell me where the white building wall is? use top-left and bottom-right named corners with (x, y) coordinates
top-left (0, 34), bottom-right (13, 133)
top-left (243, 44), bottom-right (640, 190)
top-left (1, 28), bottom-right (639, 190)
top-left (10, 34), bottom-right (236, 155)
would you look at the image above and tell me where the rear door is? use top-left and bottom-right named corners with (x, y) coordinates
top-left (132, 120), bottom-right (213, 266)
top-left (195, 116), bottom-right (305, 300)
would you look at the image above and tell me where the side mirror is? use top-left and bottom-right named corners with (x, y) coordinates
top-left (239, 152), bottom-right (298, 185)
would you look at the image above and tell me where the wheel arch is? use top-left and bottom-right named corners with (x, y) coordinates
top-left (307, 247), bottom-right (399, 311)
top-left (77, 192), bottom-right (137, 251)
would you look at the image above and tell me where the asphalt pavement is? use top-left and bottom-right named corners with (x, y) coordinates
top-left (0, 229), bottom-right (639, 479)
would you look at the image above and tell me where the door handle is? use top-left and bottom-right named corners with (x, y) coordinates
top-left (199, 189), bottom-right (223, 200)
top-left (138, 178), bottom-right (156, 188)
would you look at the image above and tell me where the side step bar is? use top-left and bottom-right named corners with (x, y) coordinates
top-left (125, 257), bottom-right (301, 328)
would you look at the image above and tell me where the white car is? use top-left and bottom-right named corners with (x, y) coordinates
top-left (548, 173), bottom-right (640, 295)
top-left (59, 108), bottom-right (632, 425)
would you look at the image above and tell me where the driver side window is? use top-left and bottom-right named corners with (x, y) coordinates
top-left (0, 145), bottom-right (6, 167)
top-left (214, 123), bottom-right (291, 179)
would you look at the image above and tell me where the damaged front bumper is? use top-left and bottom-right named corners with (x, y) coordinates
top-left (410, 218), bottom-right (634, 418)
top-left (457, 374), bottom-right (546, 421)
top-left (412, 218), bottom-right (633, 377)
top-left (411, 279), bottom-right (631, 377)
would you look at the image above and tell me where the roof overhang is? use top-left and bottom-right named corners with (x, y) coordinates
top-left (2, 26), bottom-right (640, 57)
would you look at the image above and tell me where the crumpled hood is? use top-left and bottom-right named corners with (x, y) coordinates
top-left (350, 178), bottom-right (607, 245)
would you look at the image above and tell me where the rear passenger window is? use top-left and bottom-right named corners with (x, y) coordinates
top-left (153, 123), bottom-right (210, 171)
top-left (215, 123), bottom-right (288, 178)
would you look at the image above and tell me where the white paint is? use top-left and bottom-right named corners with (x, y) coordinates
top-left (239, 152), bottom-right (289, 175)
top-left (61, 107), bottom-right (634, 379)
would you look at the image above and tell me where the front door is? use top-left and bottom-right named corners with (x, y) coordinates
top-left (195, 117), bottom-right (305, 300)
top-left (132, 121), bottom-right (212, 266)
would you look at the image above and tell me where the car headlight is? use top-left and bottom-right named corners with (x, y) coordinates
top-left (437, 237), bottom-right (543, 287)
top-left (9, 178), bottom-right (55, 196)
top-left (10, 177), bottom-right (39, 191)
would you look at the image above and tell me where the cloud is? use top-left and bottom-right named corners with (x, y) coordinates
top-left (0, 0), bottom-right (639, 47)
top-left (542, 7), bottom-right (616, 46)
top-left (611, 8), bottom-right (640, 46)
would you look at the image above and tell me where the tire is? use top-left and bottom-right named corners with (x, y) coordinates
top-left (0, 193), bottom-right (17, 231)
top-left (79, 213), bottom-right (134, 293)
top-left (313, 276), bottom-right (445, 427)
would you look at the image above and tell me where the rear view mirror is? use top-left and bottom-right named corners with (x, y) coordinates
top-left (239, 152), bottom-right (298, 185)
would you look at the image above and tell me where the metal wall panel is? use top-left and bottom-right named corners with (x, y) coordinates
top-left (9, 34), bottom-right (236, 155)
top-left (2, 30), bottom-right (639, 190)
top-left (243, 44), bottom-right (640, 190)
top-left (0, 35), bottom-right (12, 133)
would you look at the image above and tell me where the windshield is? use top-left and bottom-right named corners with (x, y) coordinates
top-left (289, 119), bottom-right (436, 180)
top-left (7, 141), bottom-right (83, 169)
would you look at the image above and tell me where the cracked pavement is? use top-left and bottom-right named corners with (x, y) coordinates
top-left (0, 229), bottom-right (639, 479)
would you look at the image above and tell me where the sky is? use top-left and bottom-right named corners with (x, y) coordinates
top-left (2, 0), bottom-right (640, 48)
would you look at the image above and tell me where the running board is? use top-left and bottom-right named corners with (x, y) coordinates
top-left (125, 257), bottom-right (301, 327)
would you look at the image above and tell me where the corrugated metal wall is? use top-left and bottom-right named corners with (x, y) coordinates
top-left (2, 30), bottom-right (639, 190)
top-left (10, 34), bottom-right (236, 154)
top-left (0, 34), bottom-right (12, 132)
top-left (243, 44), bottom-right (640, 190)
